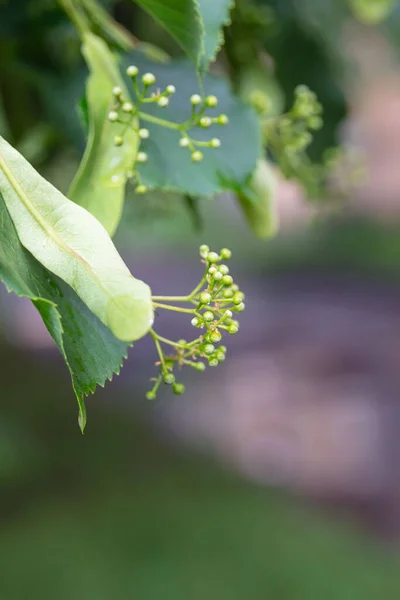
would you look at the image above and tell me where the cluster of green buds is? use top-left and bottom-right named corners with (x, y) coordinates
top-left (107, 65), bottom-right (229, 189)
top-left (147, 245), bottom-right (245, 400)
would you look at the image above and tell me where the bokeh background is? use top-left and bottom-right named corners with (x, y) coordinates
top-left (3, 1), bottom-right (400, 598)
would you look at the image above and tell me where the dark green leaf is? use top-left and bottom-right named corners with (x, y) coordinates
top-left (0, 192), bottom-right (129, 431)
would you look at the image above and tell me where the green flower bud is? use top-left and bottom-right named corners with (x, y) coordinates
top-left (146, 390), bottom-right (156, 400)
top-left (223, 288), bottom-right (234, 298)
top-left (200, 292), bottom-right (212, 305)
top-left (112, 86), bottom-right (122, 97)
top-left (179, 137), bottom-right (190, 148)
top-left (191, 150), bottom-right (203, 162)
top-left (191, 317), bottom-right (200, 327)
top-left (210, 330), bottom-right (222, 343)
top-left (195, 361), bottom-right (206, 372)
top-left (122, 102), bottom-right (133, 113)
top-left (203, 344), bottom-right (215, 355)
top-left (216, 351), bottom-right (225, 362)
top-left (208, 358), bottom-right (219, 367)
top-left (173, 382), bottom-right (185, 395)
top-left (158, 96), bottom-right (169, 108)
top-left (219, 265), bottom-right (229, 275)
top-left (222, 275), bottom-right (233, 286)
top-left (163, 373), bottom-right (175, 385)
top-left (206, 95), bottom-right (218, 107)
top-left (139, 128), bottom-right (150, 139)
top-left (200, 244), bottom-right (210, 257)
top-left (217, 114), bottom-right (229, 125)
top-left (127, 65), bottom-right (139, 77)
top-left (213, 271), bottom-right (223, 282)
top-left (137, 151), bottom-right (148, 163)
top-left (228, 324), bottom-right (239, 335)
top-left (203, 311), bottom-right (214, 322)
top-left (219, 345), bottom-right (227, 353)
top-left (208, 265), bottom-right (217, 275)
top-left (108, 110), bottom-right (118, 122)
top-left (166, 84), bottom-right (176, 94)
top-left (114, 135), bottom-right (123, 146)
top-left (210, 138), bottom-right (221, 148)
top-left (220, 248), bottom-right (232, 260)
top-left (190, 94), bottom-right (202, 105)
top-left (224, 310), bottom-right (233, 319)
top-left (178, 339), bottom-right (187, 346)
top-left (142, 72), bottom-right (156, 86)
top-left (207, 251), bottom-right (220, 264)
top-left (135, 184), bottom-right (148, 194)
top-left (232, 284), bottom-right (239, 292)
top-left (200, 116), bottom-right (212, 128)
top-left (236, 302), bottom-right (245, 312)
top-left (233, 292), bottom-right (244, 304)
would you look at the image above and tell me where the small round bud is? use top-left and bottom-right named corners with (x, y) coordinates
top-left (178, 339), bottom-right (187, 346)
top-left (179, 137), bottom-right (190, 148)
top-left (213, 271), bottom-right (223, 282)
top-left (224, 310), bottom-right (233, 319)
top-left (173, 382), bottom-right (185, 395)
top-left (190, 94), bottom-right (202, 106)
top-left (208, 265), bottom-right (217, 275)
top-left (223, 288), bottom-right (234, 299)
top-left (146, 391), bottom-right (156, 400)
top-left (191, 317), bottom-right (200, 327)
top-left (112, 86), bottom-right (122, 97)
top-left (137, 151), bottom-right (148, 163)
top-left (220, 248), bottom-right (232, 260)
top-left (166, 84), bottom-right (176, 94)
top-left (158, 96), bottom-right (169, 108)
top-left (200, 116), bottom-right (211, 128)
top-left (222, 275), bottom-right (233, 286)
top-left (127, 65), bottom-right (139, 77)
top-left (122, 102), bottom-right (133, 113)
top-left (208, 358), bottom-right (219, 367)
top-left (195, 361), bottom-right (206, 372)
top-left (139, 128), bottom-right (150, 139)
top-left (219, 345), bottom-right (227, 354)
top-left (224, 318), bottom-right (233, 326)
top-left (236, 302), bottom-right (245, 312)
top-left (200, 292), bottom-right (212, 305)
top-left (210, 138), bottom-right (221, 148)
top-left (135, 184), bottom-right (148, 194)
top-left (217, 114), bottom-right (229, 125)
top-left (108, 111), bottom-right (118, 122)
top-left (219, 265), bottom-right (229, 275)
top-left (206, 95), bottom-right (218, 107)
top-left (114, 135), bottom-right (123, 146)
top-left (232, 284), bottom-right (239, 292)
top-left (207, 251), bottom-right (219, 264)
top-left (228, 324), bottom-right (239, 335)
top-left (203, 344), bottom-right (215, 355)
top-left (216, 352), bottom-right (225, 362)
top-left (210, 330), bottom-right (222, 343)
top-left (203, 311), bottom-right (214, 322)
top-left (163, 373), bottom-right (175, 385)
top-left (233, 293), bottom-right (244, 305)
top-left (200, 244), bottom-right (209, 257)
top-left (191, 151), bottom-right (203, 162)
top-left (142, 72), bottom-right (156, 86)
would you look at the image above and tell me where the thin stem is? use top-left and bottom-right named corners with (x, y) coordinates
top-left (153, 302), bottom-right (195, 314)
top-left (59, 0), bottom-right (90, 34)
top-left (139, 112), bottom-right (183, 131)
top-left (150, 329), bottom-right (166, 368)
top-left (152, 333), bottom-right (185, 349)
top-left (152, 295), bottom-right (190, 302)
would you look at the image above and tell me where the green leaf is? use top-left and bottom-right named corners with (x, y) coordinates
top-left (122, 54), bottom-right (262, 196)
top-left (236, 159), bottom-right (279, 239)
top-left (68, 33), bottom-right (139, 236)
top-left (349, 0), bottom-right (396, 23)
top-left (0, 191), bottom-right (129, 431)
top-left (0, 135), bottom-right (153, 342)
top-left (197, 0), bottom-right (234, 70)
top-left (133, 0), bottom-right (203, 65)
top-left (132, 0), bottom-right (232, 69)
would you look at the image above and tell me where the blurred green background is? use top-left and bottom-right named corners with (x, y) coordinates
top-left (3, 1), bottom-right (400, 598)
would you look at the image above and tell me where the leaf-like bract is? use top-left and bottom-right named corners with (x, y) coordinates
top-left (0, 135), bottom-right (153, 342)
top-left (68, 33), bottom-right (139, 236)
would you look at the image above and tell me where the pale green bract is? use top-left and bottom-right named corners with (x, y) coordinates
top-left (68, 33), bottom-right (139, 236)
top-left (0, 136), bottom-right (153, 342)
